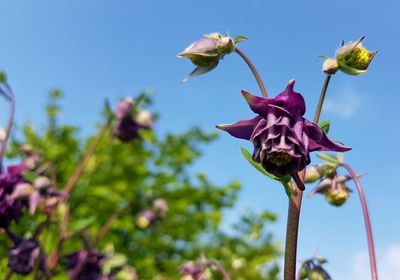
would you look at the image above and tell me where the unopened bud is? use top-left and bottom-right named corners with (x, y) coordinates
top-left (322, 58), bottom-right (339, 75)
top-left (304, 166), bottom-right (322, 183)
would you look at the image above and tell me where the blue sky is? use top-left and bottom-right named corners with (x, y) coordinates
top-left (1, 0), bottom-right (399, 278)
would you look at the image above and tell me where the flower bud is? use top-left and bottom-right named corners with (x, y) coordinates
top-left (153, 198), bottom-right (168, 217)
top-left (178, 33), bottom-right (236, 82)
top-left (115, 98), bottom-right (134, 120)
top-left (304, 166), bottom-right (322, 183)
top-left (336, 36), bottom-right (377, 75)
top-left (136, 210), bottom-right (156, 229)
top-left (325, 182), bottom-right (350, 206)
top-left (321, 58), bottom-right (339, 75)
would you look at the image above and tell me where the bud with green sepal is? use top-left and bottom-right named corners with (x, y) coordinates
top-left (178, 33), bottom-right (244, 82)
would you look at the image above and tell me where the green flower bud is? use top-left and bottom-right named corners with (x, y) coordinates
top-left (336, 36), bottom-right (377, 75)
top-left (304, 166), bottom-right (323, 183)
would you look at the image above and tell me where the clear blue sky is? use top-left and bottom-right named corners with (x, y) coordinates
top-left (1, 1), bottom-right (399, 278)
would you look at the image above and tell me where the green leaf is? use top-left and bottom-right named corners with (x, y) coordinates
top-left (22, 171), bottom-right (38, 183)
top-left (316, 153), bottom-right (339, 166)
top-left (318, 120), bottom-right (330, 134)
top-left (234, 35), bottom-right (248, 44)
top-left (0, 72), bottom-right (7, 83)
top-left (70, 216), bottom-right (96, 232)
top-left (241, 147), bottom-right (293, 196)
top-left (241, 147), bottom-right (278, 180)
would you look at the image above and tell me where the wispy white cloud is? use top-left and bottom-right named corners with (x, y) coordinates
top-left (339, 244), bottom-right (400, 280)
top-left (324, 88), bottom-right (364, 119)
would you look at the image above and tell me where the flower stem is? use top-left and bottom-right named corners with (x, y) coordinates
top-left (341, 163), bottom-right (378, 280)
top-left (313, 75), bottom-right (331, 124)
top-left (284, 175), bottom-right (304, 280)
top-left (63, 125), bottom-right (108, 194)
top-left (206, 261), bottom-right (231, 280)
top-left (0, 84), bottom-right (15, 173)
top-left (94, 206), bottom-right (129, 247)
top-left (284, 75), bottom-right (333, 279)
top-left (5, 271), bottom-right (13, 280)
top-left (235, 48), bottom-right (268, 97)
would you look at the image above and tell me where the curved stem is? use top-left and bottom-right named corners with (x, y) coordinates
top-left (341, 163), bottom-right (378, 280)
top-left (63, 125), bottom-right (108, 194)
top-left (284, 75), bottom-right (333, 279)
top-left (0, 85), bottom-right (15, 172)
top-left (235, 48), bottom-right (268, 97)
top-left (206, 261), bottom-right (231, 280)
top-left (313, 75), bottom-right (331, 124)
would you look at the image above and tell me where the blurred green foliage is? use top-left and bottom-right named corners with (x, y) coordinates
top-left (1, 90), bottom-right (280, 279)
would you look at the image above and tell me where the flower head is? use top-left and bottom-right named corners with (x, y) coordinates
top-left (113, 98), bottom-right (153, 142)
top-left (136, 209), bottom-right (156, 229)
top-left (321, 36), bottom-right (377, 76)
top-left (0, 165), bottom-right (27, 228)
top-left (217, 80), bottom-right (351, 190)
top-left (308, 174), bottom-right (352, 206)
top-left (299, 257), bottom-right (332, 280)
top-left (66, 249), bottom-right (105, 280)
top-left (178, 33), bottom-right (235, 82)
top-left (179, 261), bottom-right (205, 280)
top-left (8, 235), bottom-right (47, 275)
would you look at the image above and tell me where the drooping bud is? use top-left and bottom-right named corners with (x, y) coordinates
top-left (179, 261), bottom-right (205, 280)
top-left (336, 36), bottom-right (377, 75)
top-left (136, 210), bottom-right (156, 229)
top-left (304, 166), bottom-right (323, 183)
top-left (321, 57), bottom-right (339, 75)
top-left (153, 198), bottom-right (169, 218)
top-left (178, 33), bottom-right (237, 82)
top-left (308, 175), bottom-right (352, 207)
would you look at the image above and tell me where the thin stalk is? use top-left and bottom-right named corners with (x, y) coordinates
top-left (94, 206), bottom-right (129, 247)
top-left (0, 85), bottom-right (15, 171)
top-left (206, 261), bottom-right (231, 280)
top-left (235, 48), bottom-right (268, 97)
top-left (284, 74), bottom-right (333, 279)
top-left (313, 75), bottom-right (331, 124)
top-left (63, 125), bottom-right (108, 194)
top-left (4, 271), bottom-right (13, 280)
top-left (341, 163), bottom-right (378, 280)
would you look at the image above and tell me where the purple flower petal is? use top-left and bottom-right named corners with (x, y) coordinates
top-left (216, 116), bottom-right (262, 140)
top-left (241, 90), bottom-right (272, 118)
top-left (304, 121), bottom-right (351, 152)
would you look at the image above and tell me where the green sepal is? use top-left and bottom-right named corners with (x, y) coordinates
top-left (234, 35), bottom-right (248, 44)
top-left (241, 147), bottom-right (292, 196)
top-left (22, 171), bottom-right (38, 184)
top-left (318, 120), bottom-right (330, 134)
top-left (0, 72), bottom-right (7, 83)
top-left (316, 153), bottom-right (339, 167)
top-left (338, 61), bottom-right (367, 76)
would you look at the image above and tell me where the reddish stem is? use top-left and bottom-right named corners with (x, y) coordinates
top-left (63, 125), bottom-right (108, 194)
top-left (341, 163), bottom-right (378, 280)
top-left (235, 48), bottom-right (268, 97)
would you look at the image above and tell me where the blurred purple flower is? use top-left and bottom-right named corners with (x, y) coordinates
top-left (179, 261), bottom-right (205, 280)
top-left (66, 249), bottom-right (105, 280)
top-left (7, 234), bottom-right (47, 275)
top-left (0, 165), bottom-right (27, 228)
top-left (113, 98), bottom-right (153, 142)
top-left (217, 80), bottom-right (351, 190)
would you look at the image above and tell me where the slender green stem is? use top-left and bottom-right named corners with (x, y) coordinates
top-left (94, 206), bottom-right (129, 247)
top-left (341, 163), bottom-right (378, 280)
top-left (5, 271), bottom-right (13, 280)
top-left (235, 48), bottom-right (268, 97)
top-left (206, 261), bottom-right (231, 280)
top-left (284, 74), bottom-right (333, 279)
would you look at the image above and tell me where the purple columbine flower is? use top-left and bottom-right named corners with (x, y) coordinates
top-left (66, 249), bottom-right (105, 280)
top-left (217, 80), bottom-right (351, 190)
top-left (113, 98), bottom-right (153, 142)
top-left (0, 165), bottom-right (27, 228)
top-left (7, 234), bottom-right (47, 275)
